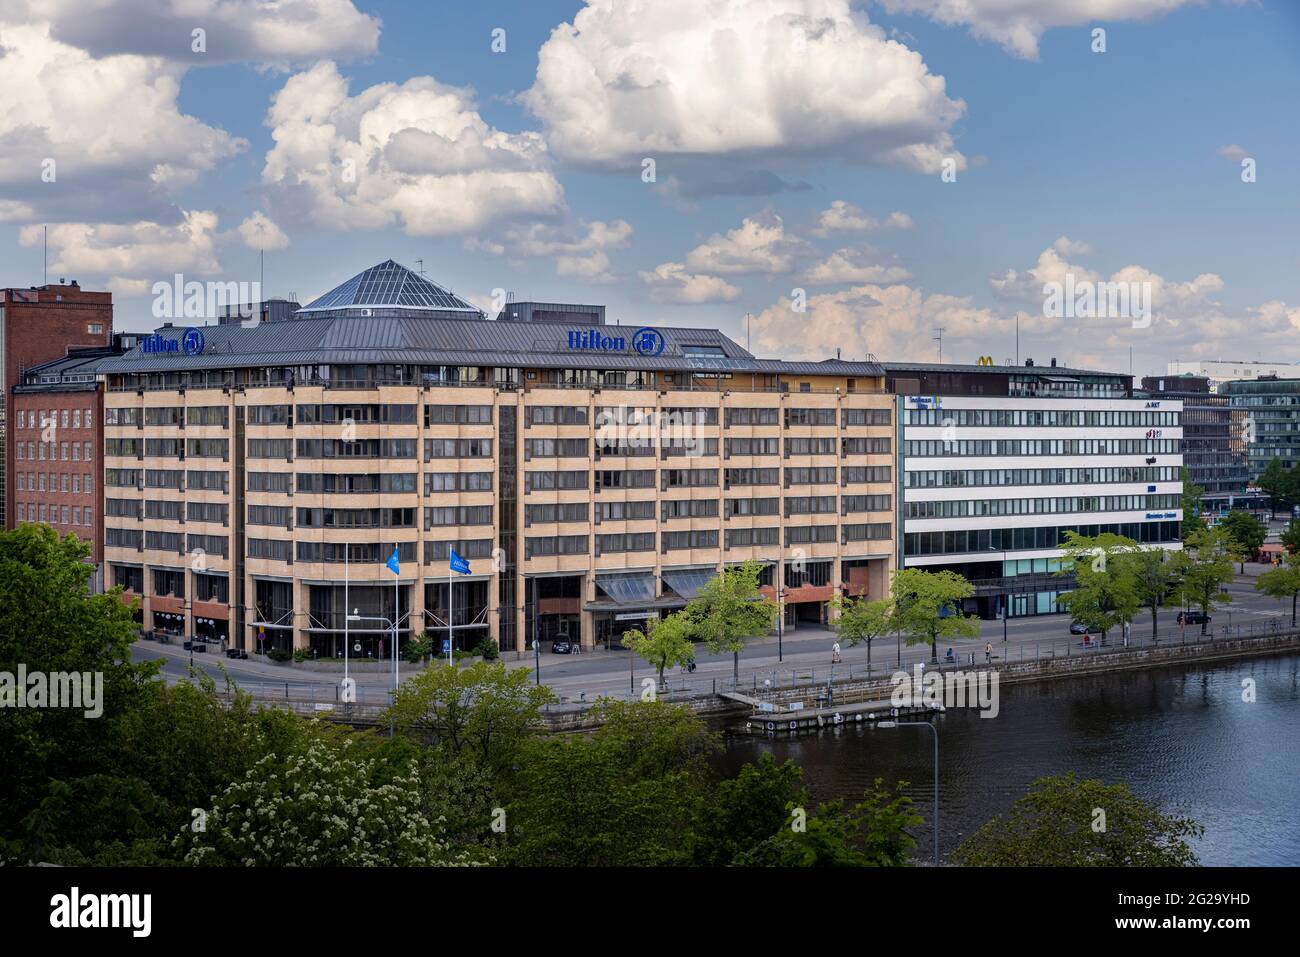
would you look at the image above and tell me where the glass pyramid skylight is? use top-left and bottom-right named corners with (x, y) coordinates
top-left (298, 260), bottom-right (479, 314)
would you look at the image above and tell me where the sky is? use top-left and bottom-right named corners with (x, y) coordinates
top-left (1, 0), bottom-right (1298, 379)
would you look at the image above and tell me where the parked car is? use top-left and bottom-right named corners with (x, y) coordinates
top-left (1177, 610), bottom-right (1211, 626)
top-left (1069, 621), bottom-right (1101, 635)
top-left (551, 638), bottom-right (574, 655)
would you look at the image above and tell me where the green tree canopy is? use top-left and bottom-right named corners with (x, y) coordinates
top-left (1055, 532), bottom-right (1141, 641)
top-left (1257, 458), bottom-right (1290, 519)
top-left (951, 773), bottom-right (1203, 866)
top-left (733, 778), bottom-right (922, 867)
top-left (685, 560), bottom-right (776, 682)
top-left (1218, 510), bottom-right (1267, 572)
top-left (1171, 525), bottom-right (1235, 634)
top-left (622, 611), bottom-right (696, 687)
top-left (1255, 552), bottom-right (1300, 627)
top-left (385, 661), bottom-right (556, 775)
top-left (1180, 466), bottom-right (1206, 529)
top-left (890, 567), bottom-right (979, 662)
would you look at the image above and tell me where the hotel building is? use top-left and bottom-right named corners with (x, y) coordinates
top-left (97, 260), bottom-right (897, 654)
top-left (886, 361), bottom-right (1184, 619)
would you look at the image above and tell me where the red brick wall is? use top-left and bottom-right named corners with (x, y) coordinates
top-left (2, 284), bottom-right (112, 529)
top-left (11, 389), bottom-right (104, 561)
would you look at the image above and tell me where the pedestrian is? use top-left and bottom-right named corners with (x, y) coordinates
top-left (831, 640), bottom-right (842, 664)
top-left (985, 641), bottom-right (992, 663)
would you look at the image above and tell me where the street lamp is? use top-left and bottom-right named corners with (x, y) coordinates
top-left (878, 719), bottom-right (939, 866)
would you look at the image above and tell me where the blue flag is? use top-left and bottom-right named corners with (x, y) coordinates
top-left (449, 548), bottom-right (472, 575)
top-left (386, 546), bottom-right (400, 576)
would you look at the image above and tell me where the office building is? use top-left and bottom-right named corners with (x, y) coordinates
top-left (1221, 375), bottom-right (1300, 478)
top-left (1, 281), bottom-right (113, 528)
top-left (97, 259), bottom-right (897, 653)
top-left (1140, 374), bottom-right (1247, 496)
top-left (1166, 359), bottom-right (1300, 392)
top-left (886, 360), bottom-right (1184, 619)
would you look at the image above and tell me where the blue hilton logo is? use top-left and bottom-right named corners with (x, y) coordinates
top-left (567, 330), bottom-right (627, 351)
top-left (141, 327), bottom-right (206, 356)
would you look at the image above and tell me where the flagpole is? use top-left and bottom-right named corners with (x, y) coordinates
top-left (344, 546), bottom-right (349, 686)
top-left (393, 552), bottom-right (399, 694)
top-left (448, 558), bottom-right (454, 667)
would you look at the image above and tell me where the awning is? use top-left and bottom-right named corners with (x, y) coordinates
top-left (661, 567), bottom-right (717, 601)
top-left (594, 572), bottom-right (656, 604)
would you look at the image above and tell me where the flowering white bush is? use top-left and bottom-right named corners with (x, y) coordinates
top-left (177, 739), bottom-right (486, 866)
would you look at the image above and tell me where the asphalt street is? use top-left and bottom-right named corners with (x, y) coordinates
top-left (131, 563), bottom-right (1293, 704)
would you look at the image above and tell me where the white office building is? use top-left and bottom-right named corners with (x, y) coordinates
top-left (885, 362), bottom-right (1184, 619)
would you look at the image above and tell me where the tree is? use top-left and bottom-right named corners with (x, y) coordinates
top-left (622, 611), bottom-right (696, 688)
top-left (1180, 466), bottom-right (1205, 530)
top-left (951, 773), bottom-right (1203, 866)
top-left (1255, 552), bottom-right (1300, 627)
top-left (890, 567), bottom-right (979, 663)
top-left (1280, 519), bottom-right (1300, 556)
top-left (1055, 532), bottom-right (1141, 643)
top-left (732, 779), bottom-right (922, 867)
top-left (504, 700), bottom-right (714, 866)
top-left (1218, 510), bottom-right (1267, 573)
top-left (385, 661), bottom-right (556, 775)
top-left (692, 753), bottom-right (808, 866)
top-left (176, 739), bottom-right (482, 866)
top-left (1257, 458), bottom-right (1289, 520)
top-left (829, 594), bottom-right (892, 672)
top-left (0, 525), bottom-right (159, 860)
top-left (686, 560), bottom-right (776, 683)
top-left (1122, 547), bottom-right (1173, 638)
top-left (1171, 525), bottom-right (1235, 635)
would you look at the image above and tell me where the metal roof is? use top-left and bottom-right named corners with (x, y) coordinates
top-left (297, 259), bottom-right (480, 316)
top-left (882, 361), bottom-right (1124, 377)
top-left (97, 315), bottom-right (887, 378)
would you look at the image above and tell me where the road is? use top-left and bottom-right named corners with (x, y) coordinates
top-left (132, 564), bottom-right (1293, 704)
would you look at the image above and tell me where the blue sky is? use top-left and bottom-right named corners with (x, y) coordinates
top-left (2, 0), bottom-right (1297, 377)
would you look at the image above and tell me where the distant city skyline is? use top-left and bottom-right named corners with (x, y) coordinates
top-left (2, 0), bottom-right (1298, 380)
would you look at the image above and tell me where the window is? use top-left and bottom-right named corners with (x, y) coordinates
top-left (88, 323), bottom-right (103, 335)
top-left (663, 529), bottom-right (719, 550)
top-left (526, 503), bottom-right (589, 524)
top-left (425, 405), bottom-right (492, 426)
top-left (596, 500), bottom-right (655, 522)
top-left (595, 532), bottom-right (655, 554)
top-left (152, 568), bottom-right (186, 598)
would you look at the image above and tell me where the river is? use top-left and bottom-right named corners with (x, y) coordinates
top-left (716, 652), bottom-right (1300, 865)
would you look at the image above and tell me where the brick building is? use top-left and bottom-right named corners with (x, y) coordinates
top-left (1, 282), bottom-right (113, 528)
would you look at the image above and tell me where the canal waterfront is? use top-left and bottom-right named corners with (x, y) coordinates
top-left (715, 652), bottom-right (1300, 865)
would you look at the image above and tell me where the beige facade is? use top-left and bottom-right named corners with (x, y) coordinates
top-left (102, 372), bottom-right (897, 655)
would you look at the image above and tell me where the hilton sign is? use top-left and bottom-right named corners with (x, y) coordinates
top-left (566, 326), bottom-right (666, 357)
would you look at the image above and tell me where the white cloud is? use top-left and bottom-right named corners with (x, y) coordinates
top-left (639, 263), bottom-right (742, 304)
top-left (237, 211), bottom-right (290, 252)
top-left (877, 0), bottom-right (1196, 60)
top-left (261, 61), bottom-right (565, 237)
top-left (751, 283), bottom-right (1004, 361)
top-left (467, 219), bottom-right (632, 283)
top-left (803, 248), bottom-right (912, 285)
top-left (523, 0), bottom-right (966, 188)
top-left (18, 210), bottom-right (226, 280)
top-left (1217, 143), bottom-right (1249, 162)
top-left (1051, 235), bottom-right (1095, 257)
top-left (809, 201), bottom-right (913, 237)
top-left (0, 0), bottom-right (379, 64)
top-left (0, 20), bottom-right (246, 221)
top-left (684, 214), bottom-right (813, 276)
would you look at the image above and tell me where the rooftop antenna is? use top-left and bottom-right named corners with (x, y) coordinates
top-left (745, 311), bottom-right (752, 352)
top-left (416, 258), bottom-right (427, 278)
top-left (1015, 314), bottom-right (1020, 365)
top-left (43, 225), bottom-right (47, 286)
top-left (933, 327), bottom-right (945, 363)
